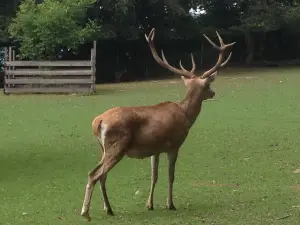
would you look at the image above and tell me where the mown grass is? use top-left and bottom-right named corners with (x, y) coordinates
top-left (1, 67), bottom-right (300, 225)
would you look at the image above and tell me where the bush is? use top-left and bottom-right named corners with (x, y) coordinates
top-left (8, 0), bottom-right (101, 60)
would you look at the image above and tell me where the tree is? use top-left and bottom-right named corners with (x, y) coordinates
top-left (0, 15), bottom-right (10, 43)
top-left (192, 0), bottom-right (299, 64)
top-left (8, 0), bottom-right (102, 60)
top-left (284, 0), bottom-right (300, 32)
top-left (233, 0), bottom-right (300, 64)
top-left (87, 0), bottom-right (201, 41)
top-left (0, 0), bottom-right (19, 43)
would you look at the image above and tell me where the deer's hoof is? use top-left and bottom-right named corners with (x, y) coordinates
top-left (167, 204), bottom-right (177, 211)
top-left (106, 208), bottom-right (114, 216)
top-left (147, 204), bottom-right (154, 210)
top-left (81, 211), bottom-right (91, 222)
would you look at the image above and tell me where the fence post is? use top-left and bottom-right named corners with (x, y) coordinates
top-left (90, 40), bottom-right (96, 93)
top-left (8, 47), bottom-right (12, 89)
top-left (3, 47), bottom-right (7, 94)
top-left (12, 49), bottom-right (16, 87)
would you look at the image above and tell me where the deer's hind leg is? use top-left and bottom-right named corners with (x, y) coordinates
top-left (81, 137), bottom-right (106, 221)
top-left (81, 137), bottom-right (129, 221)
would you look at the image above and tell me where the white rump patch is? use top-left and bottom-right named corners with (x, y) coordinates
top-left (100, 122), bottom-right (108, 149)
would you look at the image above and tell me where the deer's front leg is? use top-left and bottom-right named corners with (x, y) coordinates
top-left (147, 154), bottom-right (159, 210)
top-left (167, 151), bottom-right (178, 210)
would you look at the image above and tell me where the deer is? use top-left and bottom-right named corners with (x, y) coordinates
top-left (80, 28), bottom-right (235, 222)
top-left (114, 68), bottom-right (127, 83)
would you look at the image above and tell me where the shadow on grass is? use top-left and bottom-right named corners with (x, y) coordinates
top-left (88, 201), bottom-right (225, 223)
top-left (0, 87), bottom-right (118, 97)
top-left (0, 143), bottom-right (91, 183)
top-left (80, 87), bottom-right (119, 96)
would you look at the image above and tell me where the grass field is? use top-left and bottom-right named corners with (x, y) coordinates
top-left (1, 67), bottom-right (300, 225)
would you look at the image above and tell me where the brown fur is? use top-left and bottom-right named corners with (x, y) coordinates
top-left (80, 28), bottom-right (235, 221)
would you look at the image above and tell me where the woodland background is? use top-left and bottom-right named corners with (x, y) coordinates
top-left (1, 0), bottom-right (300, 83)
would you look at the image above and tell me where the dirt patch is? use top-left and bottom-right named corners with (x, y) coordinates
top-left (224, 76), bottom-right (257, 80)
top-left (168, 80), bottom-right (180, 84)
top-left (293, 169), bottom-right (300, 174)
top-left (292, 184), bottom-right (300, 191)
top-left (192, 181), bottom-right (240, 188)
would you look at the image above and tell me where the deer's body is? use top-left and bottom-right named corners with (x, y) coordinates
top-left (81, 28), bottom-right (235, 222)
top-left (93, 102), bottom-right (190, 159)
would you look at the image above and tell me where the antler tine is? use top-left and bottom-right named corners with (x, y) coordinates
top-left (179, 60), bottom-right (189, 72)
top-left (144, 28), bottom-right (155, 42)
top-left (220, 52), bottom-right (232, 67)
top-left (200, 31), bottom-right (235, 79)
top-left (203, 32), bottom-right (236, 51)
top-left (216, 31), bottom-right (224, 46)
top-left (161, 50), bottom-right (173, 69)
top-left (190, 53), bottom-right (196, 73)
top-left (150, 29), bottom-right (155, 41)
top-left (179, 53), bottom-right (196, 73)
top-left (203, 34), bottom-right (220, 50)
top-left (226, 42), bottom-right (236, 47)
top-left (145, 28), bottom-right (195, 79)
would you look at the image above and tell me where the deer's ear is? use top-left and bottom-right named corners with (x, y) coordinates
top-left (181, 76), bottom-right (190, 86)
top-left (204, 71), bottom-right (218, 84)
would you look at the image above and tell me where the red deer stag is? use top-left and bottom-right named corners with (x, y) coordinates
top-left (81, 28), bottom-right (235, 221)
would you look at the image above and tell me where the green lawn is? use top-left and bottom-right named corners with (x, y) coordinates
top-left (1, 67), bottom-right (300, 225)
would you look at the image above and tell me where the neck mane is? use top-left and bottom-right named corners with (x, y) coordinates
top-left (178, 87), bottom-right (204, 128)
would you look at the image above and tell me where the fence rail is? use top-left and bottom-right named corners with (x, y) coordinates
top-left (5, 69), bottom-right (92, 76)
top-left (3, 42), bottom-right (96, 94)
top-left (5, 78), bottom-right (93, 85)
top-left (5, 60), bottom-right (92, 67)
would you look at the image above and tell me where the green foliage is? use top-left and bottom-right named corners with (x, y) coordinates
top-left (284, 2), bottom-right (300, 32)
top-left (191, 0), bottom-right (300, 34)
top-left (3, 0), bottom-right (300, 65)
top-left (8, 0), bottom-right (102, 60)
top-left (0, 0), bottom-right (19, 43)
top-left (238, 0), bottom-right (287, 31)
top-left (92, 0), bottom-right (140, 40)
top-left (226, 0), bottom-right (300, 33)
top-left (0, 15), bottom-right (10, 43)
top-left (91, 0), bottom-right (199, 40)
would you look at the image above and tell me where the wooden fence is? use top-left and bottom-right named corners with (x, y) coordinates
top-left (3, 42), bottom-right (96, 94)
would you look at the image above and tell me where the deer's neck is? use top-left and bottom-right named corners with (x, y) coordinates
top-left (178, 88), bottom-right (204, 127)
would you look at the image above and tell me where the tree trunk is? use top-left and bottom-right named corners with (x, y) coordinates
top-left (244, 29), bottom-right (254, 65)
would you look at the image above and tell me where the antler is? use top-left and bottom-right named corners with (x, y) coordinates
top-left (145, 28), bottom-right (195, 79)
top-left (200, 31), bottom-right (235, 79)
top-left (145, 28), bottom-right (235, 79)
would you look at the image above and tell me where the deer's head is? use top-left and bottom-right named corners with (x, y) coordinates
top-left (145, 28), bottom-right (235, 101)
